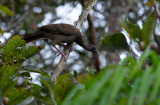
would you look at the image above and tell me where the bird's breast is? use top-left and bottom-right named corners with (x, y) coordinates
top-left (58, 35), bottom-right (77, 43)
top-left (44, 33), bottom-right (78, 44)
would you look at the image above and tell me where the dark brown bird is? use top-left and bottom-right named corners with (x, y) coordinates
top-left (23, 24), bottom-right (99, 59)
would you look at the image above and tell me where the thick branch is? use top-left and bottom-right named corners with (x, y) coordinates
top-left (79, 0), bottom-right (100, 72)
top-left (51, 43), bottom-right (73, 82)
top-left (87, 14), bottom-right (100, 72)
top-left (106, 0), bottom-right (133, 65)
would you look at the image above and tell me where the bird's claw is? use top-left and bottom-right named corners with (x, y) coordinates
top-left (65, 46), bottom-right (72, 52)
top-left (56, 52), bottom-right (67, 62)
top-left (56, 52), bottom-right (67, 56)
top-left (61, 53), bottom-right (67, 62)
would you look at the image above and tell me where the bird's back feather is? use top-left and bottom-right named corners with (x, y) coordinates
top-left (23, 31), bottom-right (44, 43)
top-left (40, 24), bottom-right (81, 36)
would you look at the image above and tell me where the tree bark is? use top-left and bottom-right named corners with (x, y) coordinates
top-left (106, 0), bottom-right (133, 65)
top-left (79, 0), bottom-right (100, 72)
top-left (87, 14), bottom-right (100, 72)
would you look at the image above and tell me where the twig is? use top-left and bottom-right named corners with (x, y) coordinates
top-left (153, 0), bottom-right (160, 19)
top-left (6, 10), bottom-right (30, 32)
top-left (51, 43), bottom-right (73, 82)
top-left (51, 0), bottom-right (98, 83)
top-left (153, 0), bottom-right (160, 48)
top-left (154, 33), bottom-right (160, 48)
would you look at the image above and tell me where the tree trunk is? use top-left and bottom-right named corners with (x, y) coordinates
top-left (106, 0), bottom-right (133, 65)
top-left (79, 0), bottom-right (101, 72)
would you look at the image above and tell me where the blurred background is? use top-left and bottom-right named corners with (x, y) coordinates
top-left (0, 0), bottom-right (159, 73)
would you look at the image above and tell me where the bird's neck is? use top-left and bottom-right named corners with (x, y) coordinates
top-left (76, 37), bottom-right (92, 51)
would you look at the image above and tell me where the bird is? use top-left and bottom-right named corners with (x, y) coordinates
top-left (23, 23), bottom-right (99, 60)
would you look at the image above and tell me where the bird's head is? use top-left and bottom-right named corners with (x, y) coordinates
top-left (90, 45), bottom-right (99, 54)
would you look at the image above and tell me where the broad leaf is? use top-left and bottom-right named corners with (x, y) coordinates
top-left (0, 5), bottom-right (14, 16)
top-left (142, 13), bottom-right (156, 47)
top-left (102, 33), bottom-right (129, 51)
top-left (120, 20), bottom-right (142, 44)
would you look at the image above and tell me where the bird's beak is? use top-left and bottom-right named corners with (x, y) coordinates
top-left (95, 49), bottom-right (99, 54)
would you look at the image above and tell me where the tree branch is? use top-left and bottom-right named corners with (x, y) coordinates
top-left (87, 14), bottom-right (101, 72)
top-left (153, 0), bottom-right (160, 20)
top-left (79, 0), bottom-right (100, 72)
top-left (6, 10), bottom-right (30, 32)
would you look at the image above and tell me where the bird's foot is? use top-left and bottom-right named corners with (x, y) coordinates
top-left (56, 52), bottom-right (67, 61)
top-left (56, 52), bottom-right (66, 56)
top-left (60, 52), bottom-right (67, 62)
top-left (53, 45), bottom-right (67, 62)
top-left (58, 44), bottom-right (72, 51)
top-left (65, 45), bottom-right (72, 51)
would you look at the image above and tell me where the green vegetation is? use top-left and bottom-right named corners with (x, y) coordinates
top-left (62, 50), bottom-right (160, 105)
top-left (1, 35), bottom-right (160, 104)
top-left (1, 0), bottom-right (160, 105)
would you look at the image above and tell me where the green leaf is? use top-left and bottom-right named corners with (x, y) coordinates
top-left (61, 84), bottom-right (83, 105)
top-left (137, 69), bottom-right (153, 105)
top-left (7, 88), bottom-right (31, 105)
top-left (0, 65), bottom-right (17, 96)
top-left (150, 51), bottom-right (160, 67)
top-left (40, 75), bottom-right (55, 104)
top-left (146, 0), bottom-right (155, 7)
top-left (150, 63), bottom-right (160, 100)
top-left (17, 96), bottom-right (34, 105)
top-left (127, 78), bottom-right (141, 105)
top-left (22, 45), bottom-right (45, 59)
top-left (106, 60), bottom-right (127, 105)
top-left (120, 20), bottom-right (142, 44)
top-left (102, 33), bottom-right (129, 52)
top-left (0, 27), bottom-right (4, 35)
top-left (53, 73), bottom-right (74, 104)
top-left (142, 13), bottom-right (156, 47)
top-left (22, 65), bottom-right (48, 76)
top-left (3, 35), bottom-right (25, 54)
top-left (0, 5), bottom-right (14, 16)
top-left (2, 35), bottom-right (25, 64)
top-left (19, 71), bottom-right (31, 77)
top-left (1, 35), bottom-right (43, 64)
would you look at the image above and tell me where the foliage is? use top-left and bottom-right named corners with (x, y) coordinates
top-left (0, 36), bottom-right (79, 104)
top-left (102, 33), bottom-right (129, 52)
top-left (1, 35), bottom-right (160, 105)
top-left (120, 21), bottom-right (142, 44)
top-left (62, 49), bottom-right (160, 105)
top-left (0, 5), bottom-right (14, 35)
top-left (0, 0), bottom-right (160, 105)
top-left (1, 35), bottom-right (44, 64)
top-left (0, 5), bottom-right (14, 16)
top-left (120, 12), bottom-right (157, 48)
top-left (101, 12), bottom-right (157, 52)
top-left (0, 35), bottom-right (74, 104)
top-left (0, 35), bottom-right (45, 104)
top-left (53, 73), bottom-right (74, 104)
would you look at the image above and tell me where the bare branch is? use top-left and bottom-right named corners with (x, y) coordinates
top-left (5, 10), bottom-right (30, 32)
top-left (87, 14), bottom-right (101, 72)
top-left (153, 0), bottom-right (160, 20)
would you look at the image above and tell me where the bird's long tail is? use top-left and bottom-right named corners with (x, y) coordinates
top-left (23, 31), bottom-right (44, 43)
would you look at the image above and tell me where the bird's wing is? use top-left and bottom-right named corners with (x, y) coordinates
top-left (40, 24), bottom-right (80, 36)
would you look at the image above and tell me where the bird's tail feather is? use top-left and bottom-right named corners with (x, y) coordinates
top-left (23, 31), bottom-right (44, 43)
